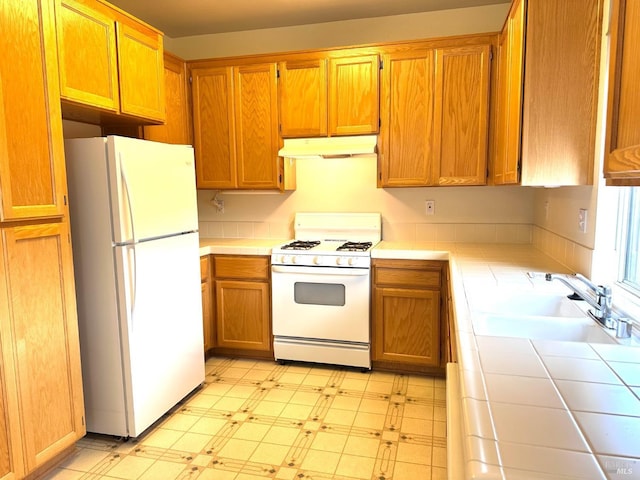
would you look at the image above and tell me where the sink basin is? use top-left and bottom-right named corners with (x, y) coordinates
top-left (468, 292), bottom-right (586, 318)
top-left (472, 313), bottom-right (616, 344)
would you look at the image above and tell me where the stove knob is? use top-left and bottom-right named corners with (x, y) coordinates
top-left (313, 256), bottom-right (323, 265)
top-left (336, 257), bottom-right (344, 266)
top-left (348, 257), bottom-right (356, 266)
top-left (280, 255), bottom-right (288, 264)
top-left (291, 255), bottom-right (298, 264)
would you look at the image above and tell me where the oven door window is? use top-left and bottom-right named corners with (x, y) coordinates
top-left (294, 282), bottom-right (345, 306)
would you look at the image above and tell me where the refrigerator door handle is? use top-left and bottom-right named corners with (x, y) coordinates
top-left (123, 244), bottom-right (138, 329)
top-left (130, 245), bottom-right (137, 325)
top-left (119, 153), bottom-right (137, 244)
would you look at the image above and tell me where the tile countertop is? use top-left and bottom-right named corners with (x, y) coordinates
top-left (199, 238), bottom-right (289, 256)
top-left (201, 239), bottom-right (640, 479)
top-left (406, 242), bottom-right (639, 480)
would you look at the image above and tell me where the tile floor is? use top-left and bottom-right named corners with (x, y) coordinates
top-left (46, 356), bottom-right (447, 480)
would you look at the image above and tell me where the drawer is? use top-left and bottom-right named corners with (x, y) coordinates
top-left (373, 259), bottom-right (443, 289)
top-left (214, 255), bottom-right (270, 280)
top-left (200, 256), bottom-right (210, 282)
top-left (374, 266), bottom-right (441, 289)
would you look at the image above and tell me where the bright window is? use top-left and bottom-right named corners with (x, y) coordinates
top-left (619, 187), bottom-right (640, 294)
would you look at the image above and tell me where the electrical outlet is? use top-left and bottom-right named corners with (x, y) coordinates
top-left (578, 208), bottom-right (587, 233)
top-left (425, 200), bottom-right (435, 216)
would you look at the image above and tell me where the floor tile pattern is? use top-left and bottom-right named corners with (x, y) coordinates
top-left (46, 357), bottom-right (447, 480)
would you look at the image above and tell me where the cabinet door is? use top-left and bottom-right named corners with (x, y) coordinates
top-left (215, 280), bottom-right (271, 351)
top-left (191, 66), bottom-right (237, 189)
top-left (604, 0), bottom-right (640, 184)
top-left (201, 281), bottom-right (212, 353)
top-left (200, 256), bottom-right (213, 352)
top-left (234, 63), bottom-right (280, 189)
top-left (379, 50), bottom-right (434, 187)
top-left (0, 0), bottom-right (67, 221)
top-left (373, 287), bottom-right (440, 366)
top-left (279, 59), bottom-right (328, 137)
top-left (56, 0), bottom-right (119, 111)
top-left (1, 222), bottom-right (84, 472)
top-left (520, 0), bottom-right (602, 186)
top-left (0, 273), bottom-right (23, 480)
top-left (144, 52), bottom-right (191, 145)
top-left (432, 45), bottom-right (491, 186)
top-left (329, 55), bottom-right (379, 135)
top-left (493, 0), bottom-right (525, 185)
top-left (116, 21), bottom-right (165, 122)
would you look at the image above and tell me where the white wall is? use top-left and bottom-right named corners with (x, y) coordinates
top-left (166, 4), bottom-right (510, 59)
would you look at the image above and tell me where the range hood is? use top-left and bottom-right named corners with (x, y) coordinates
top-left (278, 135), bottom-right (377, 158)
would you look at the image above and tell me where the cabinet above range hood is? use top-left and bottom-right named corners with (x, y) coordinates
top-left (278, 135), bottom-right (377, 158)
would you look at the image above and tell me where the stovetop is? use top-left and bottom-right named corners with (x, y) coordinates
top-left (279, 239), bottom-right (373, 253)
top-left (271, 212), bottom-right (381, 268)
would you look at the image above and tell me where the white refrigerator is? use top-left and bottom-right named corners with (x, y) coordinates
top-left (64, 136), bottom-right (205, 438)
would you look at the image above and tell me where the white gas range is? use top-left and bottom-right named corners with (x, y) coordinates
top-left (271, 212), bottom-right (381, 369)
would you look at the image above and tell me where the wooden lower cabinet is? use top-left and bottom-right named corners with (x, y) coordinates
top-left (0, 337), bottom-right (22, 480)
top-left (0, 221), bottom-right (85, 478)
top-left (372, 259), bottom-right (446, 374)
top-left (200, 256), bottom-right (213, 354)
top-left (211, 255), bottom-right (273, 358)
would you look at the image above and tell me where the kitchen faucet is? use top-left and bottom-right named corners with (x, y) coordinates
top-left (527, 272), bottom-right (616, 329)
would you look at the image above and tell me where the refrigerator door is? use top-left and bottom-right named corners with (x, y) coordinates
top-left (107, 136), bottom-right (198, 244)
top-left (114, 231), bottom-right (204, 437)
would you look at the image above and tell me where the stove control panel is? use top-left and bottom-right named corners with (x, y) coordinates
top-left (271, 253), bottom-right (371, 268)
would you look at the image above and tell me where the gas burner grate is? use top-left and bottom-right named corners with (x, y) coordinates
top-left (281, 240), bottom-right (321, 250)
top-left (337, 241), bottom-right (373, 252)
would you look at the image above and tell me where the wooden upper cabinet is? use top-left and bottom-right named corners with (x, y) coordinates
top-left (56, 0), bottom-right (119, 112)
top-left (191, 66), bottom-right (237, 189)
top-left (329, 55), bottom-right (380, 136)
top-left (234, 63), bottom-right (280, 189)
top-left (432, 44), bottom-right (491, 186)
top-left (604, 0), bottom-right (640, 185)
top-left (0, 0), bottom-right (67, 222)
top-left (378, 49), bottom-right (434, 187)
top-left (492, 0), bottom-right (603, 186)
top-left (116, 20), bottom-right (164, 121)
top-left (279, 54), bottom-right (378, 137)
top-left (55, 0), bottom-right (165, 124)
top-left (191, 62), bottom-right (281, 190)
top-left (279, 59), bottom-right (328, 137)
top-left (493, 0), bottom-right (525, 185)
top-left (144, 52), bottom-right (192, 145)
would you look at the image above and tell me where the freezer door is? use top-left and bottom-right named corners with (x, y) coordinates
top-left (114, 232), bottom-right (204, 437)
top-left (107, 136), bottom-right (198, 244)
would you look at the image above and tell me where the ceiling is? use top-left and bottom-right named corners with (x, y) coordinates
top-left (108, 0), bottom-right (510, 38)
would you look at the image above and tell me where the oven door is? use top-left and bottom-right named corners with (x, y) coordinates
top-left (271, 265), bottom-right (370, 343)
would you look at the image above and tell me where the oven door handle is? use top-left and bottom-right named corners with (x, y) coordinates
top-left (271, 265), bottom-right (369, 276)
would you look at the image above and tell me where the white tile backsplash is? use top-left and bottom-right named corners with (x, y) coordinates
top-left (533, 226), bottom-right (594, 276)
top-left (199, 220), bottom-right (534, 244)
